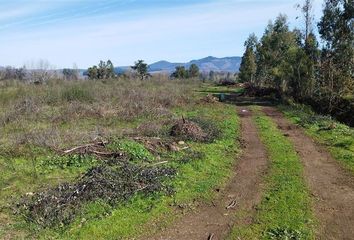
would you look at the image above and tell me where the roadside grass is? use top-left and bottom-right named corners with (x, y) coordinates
top-left (279, 104), bottom-right (354, 174)
top-left (230, 110), bottom-right (314, 240)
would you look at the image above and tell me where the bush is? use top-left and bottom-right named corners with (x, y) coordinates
top-left (61, 85), bottom-right (94, 103)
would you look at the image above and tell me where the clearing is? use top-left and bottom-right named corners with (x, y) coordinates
top-left (0, 82), bottom-right (353, 240)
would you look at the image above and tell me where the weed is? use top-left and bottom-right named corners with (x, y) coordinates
top-left (38, 154), bottom-right (98, 171)
top-left (107, 139), bottom-right (154, 162)
top-left (266, 227), bottom-right (303, 240)
top-left (61, 85), bottom-right (94, 103)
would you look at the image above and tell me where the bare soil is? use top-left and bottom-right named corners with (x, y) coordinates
top-left (263, 106), bottom-right (354, 240)
top-left (145, 107), bottom-right (268, 240)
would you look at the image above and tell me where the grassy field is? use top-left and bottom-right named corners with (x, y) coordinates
top-left (279, 104), bottom-right (354, 174)
top-left (0, 79), bottom-right (240, 239)
top-left (230, 108), bottom-right (314, 239)
top-left (2, 80), bottom-right (353, 239)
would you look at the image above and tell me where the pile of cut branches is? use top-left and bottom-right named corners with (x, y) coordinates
top-left (57, 139), bottom-right (124, 159)
top-left (16, 161), bottom-right (175, 227)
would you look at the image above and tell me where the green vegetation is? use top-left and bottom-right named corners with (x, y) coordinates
top-left (198, 84), bottom-right (244, 95)
top-left (0, 79), bottom-right (240, 239)
top-left (171, 64), bottom-right (200, 79)
top-left (239, 0), bottom-right (354, 125)
top-left (87, 60), bottom-right (115, 80)
top-left (107, 138), bottom-right (154, 161)
top-left (230, 110), bottom-right (314, 239)
top-left (238, 33), bottom-right (257, 84)
top-left (131, 60), bottom-right (150, 80)
top-left (279, 104), bottom-right (354, 174)
top-left (58, 105), bottom-right (239, 240)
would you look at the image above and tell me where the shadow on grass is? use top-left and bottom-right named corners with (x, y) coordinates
top-left (207, 91), bottom-right (278, 107)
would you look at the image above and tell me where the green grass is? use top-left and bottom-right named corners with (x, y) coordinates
top-left (230, 112), bottom-right (314, 240)
top-left (198, 84), bottom-right (244, 95)
top-left (279, 104), bottom-right (354, 174)
top-left (56, 104), bottom-right (239, 240)
top-left (0, 101), bottom-right (240, 239)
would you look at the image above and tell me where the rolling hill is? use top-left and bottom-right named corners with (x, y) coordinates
top-left (148, 56), bottom-right (241, 73)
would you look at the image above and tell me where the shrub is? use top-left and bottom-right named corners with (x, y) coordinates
top-left (61, 85), bottom-right (94, 103)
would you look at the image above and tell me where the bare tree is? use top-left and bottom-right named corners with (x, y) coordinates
top-left (26, 59), bottom-right (55, 84)
top-left (296, 0), bottom-right (314, 40)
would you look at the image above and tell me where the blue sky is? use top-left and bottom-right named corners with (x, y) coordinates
top-left (0, 0), bottom-right (323, 68)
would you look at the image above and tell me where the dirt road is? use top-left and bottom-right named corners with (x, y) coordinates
top-left (145, 107), bottom-right (268, 240)
top-left (263, 107), bottom-right (354, 240)
top-left (146, 105), bottom-right (354, 240)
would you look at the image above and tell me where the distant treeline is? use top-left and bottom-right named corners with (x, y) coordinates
top-left (238, 0), bottom-right (354, 126)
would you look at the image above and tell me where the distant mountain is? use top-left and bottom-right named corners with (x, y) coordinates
top-left (1, 56), bottom-right (241, 76)
top-left (149, 56), bottom-right (241, 73)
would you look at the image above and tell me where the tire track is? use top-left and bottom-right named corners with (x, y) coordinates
top-left (263, 106), bottom-right (354, 240)
top-left (144, 107), bottom-right (268, 240)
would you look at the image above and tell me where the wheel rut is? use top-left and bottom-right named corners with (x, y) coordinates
top-left (144, 107), bottom-right (268, 240)
top-left (262, 106), bottom-right (354, 240)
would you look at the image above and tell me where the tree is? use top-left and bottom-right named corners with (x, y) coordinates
top-left (255, 14), bottom-right (298, 91)
top-left (238, 0), bottom-right (354, 125)
top-left (292, 0), bottom-right (320, 99)
top-left (131, 60), bottom-right (149, 80)
top-left (188, 64), bottom-right (200, 78)
top-left (106, 60), bottom-right (115, 78)
top-left (97, 60), bottom-right (107, 79)
top-left (62, 67), bottom-right (79, 80)
top-left (87, 66), bottom-right (98, 79)
top-left (15, 66), bottom-right (26, 81)
top-left (87, 60), bottom-right (116, 80)
top-left (318, 0), bottom-right (354, 109)
top-left (239, 33), bottom-right (258, 83)
top-left (171, 66), bottom-right (188, 79)
top-left (296, 0), bottom-right (314, 41)
top-left (25, 59), bottom-right (54, 84)
top-left (209, 70), bottom-right (216, 81)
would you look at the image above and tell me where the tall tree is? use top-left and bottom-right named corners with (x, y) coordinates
top-left (297, 0), bottom-right (314, 40)
top-left (293, 0), bottom-right (320, 99)
top-left (255, 14), bottom-right (297, 92)
top-left (318, 0), bottom-right (354, 108)
top-left (239, 33), bottom-right (258, 83)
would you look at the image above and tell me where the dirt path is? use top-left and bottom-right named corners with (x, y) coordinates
top-left (145, 107), bottom-right (268, 240)
top-left (262, 106), bottom-right (354, 240)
